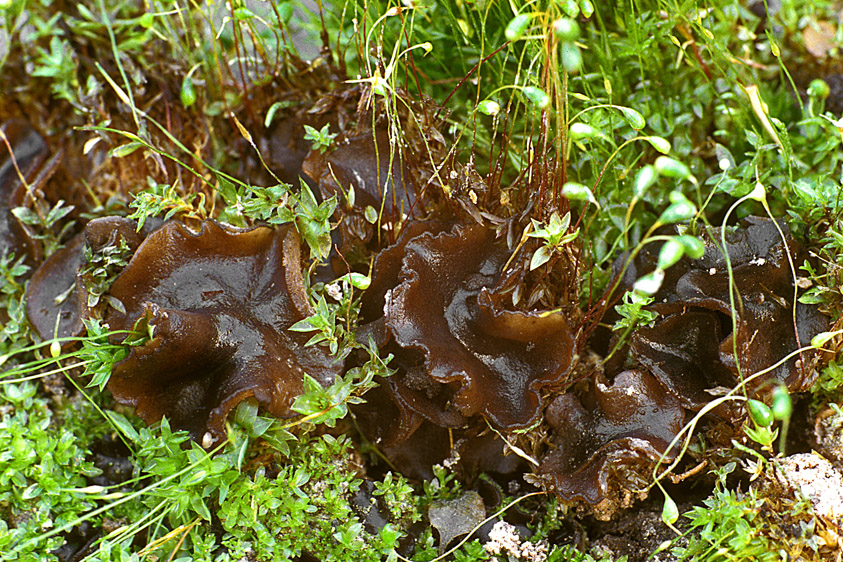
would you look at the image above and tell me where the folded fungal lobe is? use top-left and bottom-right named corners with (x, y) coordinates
top-left (385, 224), bottom-right (575, 430)
top-left (106, 221), bottom-right (339, 444)
top-left (537, 369), bottom-right (685, 507)
top-left (631, 217), bottom-right (828, 406)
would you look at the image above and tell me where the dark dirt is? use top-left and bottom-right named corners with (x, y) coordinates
top-left (588, 507), bottom-right (687, 562)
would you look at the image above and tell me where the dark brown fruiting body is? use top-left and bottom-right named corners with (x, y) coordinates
top-left (105, 220), bottom-right (340, 445)
top-left (535, 369), bottom-right (685, 515)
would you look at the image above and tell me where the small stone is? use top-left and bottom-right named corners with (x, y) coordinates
top-left (428, 490), bottom-right (485, 554)
top-left (816, 407), bottom-right (843, 465)
top-left (775, 453), bottom-right (843, 527)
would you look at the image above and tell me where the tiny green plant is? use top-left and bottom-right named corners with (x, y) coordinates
top-left (0, 380), bottom-right (104, 560)
top-left (288, 272), bottom-right (371, 356)
top-left (527, 211), bottom-right (579, 270)
top-left (79, 236), bottom-right (132, 310)
top-left (216, 179), bottom-right (337, 262)
top-left (0, 251), bottom-right (30, 354)
top-left (303, 124), bottom-right (338, 154)
top-left (674, 462), bottom-right (780, 562)
top-left (31, 36), bottom-right (79, 104)
top-left (127, 179), bottom-right (208, 229)
top-left (613, 291), bottom-right (657, 332)
top-left (12, 199), bottom-right (75, 257)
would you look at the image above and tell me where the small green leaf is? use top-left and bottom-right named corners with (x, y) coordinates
top-left (812, 330), bottom-right (842, 348)
top-left (633, 269), bottom-right (665, 296)
top-left (644, 136), bottom-right (671, 154)
top-left (771, 385), bottom-right (792, 421)
top-left (289, 318), bottom-right (317, 333)
top-left (234, 400), bottom-right (259, 430)
top-left (277, 2), bottom-right (294, 23)
top-left (11, 207), bottom-right (40, 226)
top-left (633, 165), bottom-right (657, 197)
top-left (110, 141), bottom-right (144, 158)
top-left (560, 42), bottom-right (582, 72)
top-left (505, 14), bottom-right (531, 41)
top-left (364, 205), bottom-right (378, 224)
top-left (662, 491), bottom-right (679, 526)
top-left (183, 469), bottom-right (208, 487)
top-left (808, 79), bottom-right (830, 99)
top-left (338, 272), bottom-right (371, 290)
top-left (233, 6), bottom-right (255, 20)
top-left (657, 191), bottom-right (696, 224)
top-left (530, 246), bottom-right (552, 270)
top-left (747, 399), bottom-right (774, 427)
top-left (180, 74), bottom-right (197, 108)
top-left (714, 143), bottom-right (735, 171)
top-left (265, 101), bottom-right (289, 128)
top-left (522, 86), bottom-right (549, 109)
top-left (139, 12), bottom-right (154, 28)
top-left (619, 107), bottom-right (646, 130)
top-left (22, 484), bottom-right (42, 500)
top-left (553, 18), bottom-right (579, 41)
top-left (675, 235), bottom-right (704, 259)
top-left (192, 496), bottom-right (212, 521)
top-left (569, 122), bottom-right (602, 140)
top-left (657, 239), bottom-right (685, 270)
top-left (561, 0), bottom-right (579, 18)
top-left (562, 181), bottom-right (599, 207)
top-left (579, 0), bottom-right (594, 17)
top-left (477, 100), bottom-right (500, 116)
top-left (107, 412), bottom-right (139, 442)
top-left (655, 156), bottom-right (692, 179)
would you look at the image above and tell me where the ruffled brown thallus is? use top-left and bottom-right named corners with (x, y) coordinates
top-left (104, 221), bottom-right (341, 448)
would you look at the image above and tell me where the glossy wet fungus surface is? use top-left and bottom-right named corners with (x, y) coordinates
top-left (25, 216), bottom-right (154, 342)
top-left (104, 220), bottom-right (340, 445)
top-left (351, 222), bottom-right (575, 453)
top-left (299, 94), bottom-right (448, 275)
top-left (303, 128), bottom-right (417, 214)
top-left (303, 129), bottom-right (404, 272)
top-left (534, 370), bottom-right (685, 516)
top-left (344, 213), bottom-right (827, 515)
top-left (626, 217), bottom-right (828, 410)
top-left (77, 186), bottom-right (827, 515)
top-left (24, 232), bottom-right (87, 341)
top-left (384, 223), bottom-right (574, 430)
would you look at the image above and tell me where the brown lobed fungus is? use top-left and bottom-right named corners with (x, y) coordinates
top-left (358, 220), bottom-right (452, 326)
top-left (534, 369), bottom-right (685, 517)
top-left (353, 222), bottom-right (575, 444)
top-left (302, 128), bottom-right (419, 217)
top-left (0, 120), bottom-right (57, 265)
top-left (104, 220), bottom-right (340, 445)
top-left (623, 217), bottom-right (827, 408)
top-left (25, 232), bottom-right (87, 341)
top-left (26, 216), bottom-right (154, 341)
top-left (428, 491), bottom-right (487, 555)
top-left (302, 127), bottom-right (427, 275)
top-left (385, 224), bottom-right (575, 430)
top-left (353, 221), bottom-right (466, 446)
